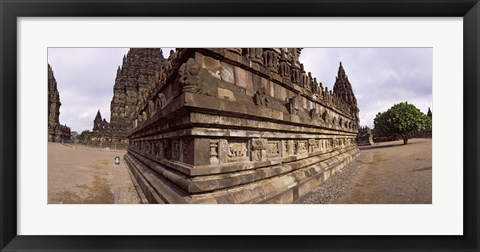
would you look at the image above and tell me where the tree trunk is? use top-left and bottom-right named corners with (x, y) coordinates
top-left (402, 136), bottom-right (408, 145)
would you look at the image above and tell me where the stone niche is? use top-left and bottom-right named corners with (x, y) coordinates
top-left (125, 48), bottom-right (360, 203)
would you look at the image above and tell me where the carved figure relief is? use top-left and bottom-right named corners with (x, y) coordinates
top-left (244, 48), bottom-right (263, 64)
top-left (287, 96), bottom-right (299, 115)
top-left (291, 65), bottom-right (301, 85)
top-left (308, 139), bottom-right (320, 153)
top-left (279, 49), bottom-right (291, 78)
top-left (296, 140), bottom-right (308, 155)
top-left (251, 138), bottom-right (267, 162)
top-left (179, 58), bottom-right (203, 94)
top-left (267, 141), bottom-right (280, 157)
top-left (254, 88), bottom-right (271, 107)
top-left (156, 93), bottom-right (167, 111)
top-left (322, 110), bottom-right (329, 123)
top-left (310, 108), bottom-right (318, 119)
top-left (148, 100), bottom-right (155, 118)
top-left (227, 142), bottom-right (248, 161)
top-left (262, 49), bottom-right (279, 72)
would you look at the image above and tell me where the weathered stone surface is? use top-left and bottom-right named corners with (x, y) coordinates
top-left (48, 64), bottom-right (71, 142)
top-left (125, 48), bottom-right (361, 204)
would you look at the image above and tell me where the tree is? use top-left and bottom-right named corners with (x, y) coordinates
top-left (71, 131), bottom-right (79, 141)
top-left (374, 102), bottom-right (432, 144)
top-left (78, 130), bottom-right (90, 141)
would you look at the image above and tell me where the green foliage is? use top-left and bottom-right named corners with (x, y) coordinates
top-left (374, 102), bottom-right (431, 144)
top-left (78, 130), bottom-right (90, 140)
top-left (71, 131), bottom-right (79, 140)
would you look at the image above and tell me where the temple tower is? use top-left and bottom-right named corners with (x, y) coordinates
top-left (109, 48), bottom-right (165, 143)
top-left (333, 62), bottom-right (360, 128)
top-left (48, 64), bottom-right (71, 142)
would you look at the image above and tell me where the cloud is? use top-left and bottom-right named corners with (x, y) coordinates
top-left (300, 48), bottom-right (432, 127)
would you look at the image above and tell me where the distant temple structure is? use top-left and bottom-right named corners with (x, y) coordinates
top-left (82, 48), bottom-right (166, 148)
top-left (124, 48), bottom-right (361, 203)
top-left (48, 64), bottom-right (71, 142)
top-left (356, 126), bottom-right (374, 146)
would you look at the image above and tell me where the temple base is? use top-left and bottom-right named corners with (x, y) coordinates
top-left (125, 147), bottom-right (359, 204)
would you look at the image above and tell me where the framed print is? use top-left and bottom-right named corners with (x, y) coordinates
top-left (1, 0), bottom-right (479, 251)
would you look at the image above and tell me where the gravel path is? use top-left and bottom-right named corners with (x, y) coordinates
top-left (301, 138), bottom-right (432, 204)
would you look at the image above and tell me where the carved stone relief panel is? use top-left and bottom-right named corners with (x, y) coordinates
top-left (266, 141), bottom-right (280, 158)
top-left (296, 140), bottom-right (308, 155)
top-left (227, 141), bottom-right (249, 163)
top-left (308, 139), bottom-right (320, 154)
top-left (251, 138), bottom-right (267, 162)
top-left (326, 139), bottom-right (333, 151)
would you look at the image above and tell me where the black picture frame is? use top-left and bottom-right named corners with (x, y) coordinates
top-left (1, 0), bottom-right (478, 251)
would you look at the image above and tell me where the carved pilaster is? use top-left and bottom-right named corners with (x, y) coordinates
top-left (209, 140), bottom-right (219, 165)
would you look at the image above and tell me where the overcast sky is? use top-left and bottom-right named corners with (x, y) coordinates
top-left (48, 48), bottom-right (432, 133)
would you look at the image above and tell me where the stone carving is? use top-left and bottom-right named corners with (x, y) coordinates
top-left (254, 87), bottom-right (271, 107)
top-left (227, 142), bottom-right (248, 161)
top-left (310, 108), bottom-right (318, 119)
top-left (308, 139), bottom-right (320, 153)
top-left (287, 96), bottom-right (299, 115)
top-left (278, 49), bottom-right (291, 78)
top-left (251, 138), bottom-right (267, 162)
top-left (262, 49), bottom-right (279, 72)
top-left (296, 140), bottom-right (308, 155)
top-left (210, 140), bottom-right (220, 165)
top-left (156, 93), bottom-right (167, 111)
top-left (148, 100), bottom-right (155, 118)
top-left (179, 58), bottom-right (203, 94)
top-left (267, 141), bottom-right (280, 157)
top-left (252, 138), bottom-right (268, 150)
top-left (291, 58), bottom-right (302, 85)
top-left (243, 48), bottom-right (263, 64)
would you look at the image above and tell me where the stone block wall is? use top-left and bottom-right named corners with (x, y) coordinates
top-left (125, 48), bottom-right (360, 203)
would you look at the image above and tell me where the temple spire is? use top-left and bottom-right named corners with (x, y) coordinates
top-left (333, 62), bottom-right (357, 107)
top-left (94, 109), bottom-right (102, 122)
top-left (337, 61), bottom-right (346, 78)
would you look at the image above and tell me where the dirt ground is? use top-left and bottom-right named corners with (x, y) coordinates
top-left (48, 143), bottom-right (141, 204)
top-left (49, 139), bottom-right (431, 204)
top-left (302, 138), bottom-right (432, 204)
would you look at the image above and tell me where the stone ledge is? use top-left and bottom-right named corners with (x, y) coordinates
top-left (128, 145), bottom-right (357, 194)
top-left (125, 148), bottom-right (359, 204)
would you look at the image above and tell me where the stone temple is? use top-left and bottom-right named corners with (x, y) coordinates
top-left (124, 48), bottom-right (360, 203)
top-left (48, 64), bottom-right (71, 142)
top-left (82, 48), bottom-right (165, 148)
